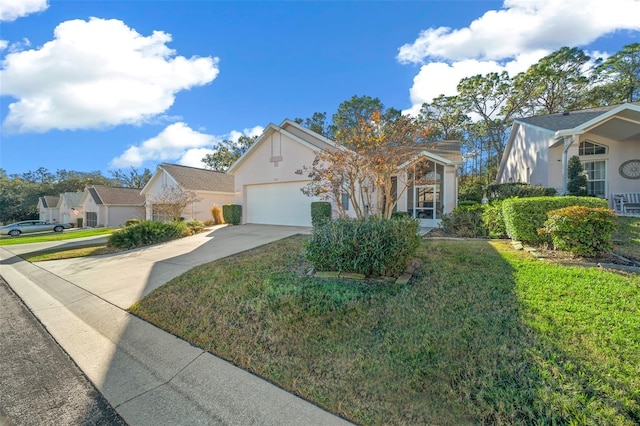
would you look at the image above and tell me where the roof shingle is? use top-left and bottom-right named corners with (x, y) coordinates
top-left (160, 163), bottom-right (234, 193)
top-left (90, 186), bottom-right (145, 205)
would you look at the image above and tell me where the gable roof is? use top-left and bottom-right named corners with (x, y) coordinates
top-left (516, 102), bottom-right (640, 135)
top-left (86, 185), bottom-right (145, 206)
top-left (56, 192), bottom-right (83, 209)
top-left (157, 163), bottom-right (234, 193)
top-left (39, 196), bottom-right (60, 209)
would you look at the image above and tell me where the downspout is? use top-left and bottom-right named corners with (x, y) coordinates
top-left (561, 134), bottom-right (577, 195)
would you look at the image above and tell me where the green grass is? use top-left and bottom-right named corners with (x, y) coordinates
top-left (131, 235), bottom-right (640, 425)
top-left (0, 228), bottom-right (114, 246)
top-left (614, 216), bottom-right (640, 261)
top-left (20, 244), bottom-right (124, 261)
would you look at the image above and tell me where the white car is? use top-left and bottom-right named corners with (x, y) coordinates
top-left (0, 220), bottom-right (72, 236)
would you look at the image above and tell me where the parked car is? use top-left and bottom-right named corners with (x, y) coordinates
top-left (0, 220), bottom-right (72, 236)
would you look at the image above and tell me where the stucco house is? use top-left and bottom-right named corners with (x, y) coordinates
top-left (228, 119), bottom-right (462, 227)
top-left (37, 196), bottom-right (60, 222)
top-left (141, 163), bottom-right (235, 222)
top-left (496, 102), bottom-right (640, 208)
top-left (79, 185), bottom-right (145, 228)
top-left (56, 192), bottom-right (84, 226)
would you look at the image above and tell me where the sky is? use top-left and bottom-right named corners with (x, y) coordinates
top-left (1, 0), bottom-right (639, 176)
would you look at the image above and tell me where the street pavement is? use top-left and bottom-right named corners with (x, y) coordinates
top-left (0, 224), bottom-right (353, 426)
top-left (0, 276), bottom-right (126, 426)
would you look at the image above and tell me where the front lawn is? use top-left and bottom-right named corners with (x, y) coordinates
top-left (0, 228), bottom-right (114, 246)
top-left (131, 235), bottom-right (639, 425)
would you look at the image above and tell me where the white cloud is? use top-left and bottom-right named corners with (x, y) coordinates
top-left (109, 124), bottom-right (265, 169)
top-left (0, 40), bottom-right (8, 51)
top-left (0, 17), bottom-right (219, 133)
top-left (0, 0), bottom-right (48, 22)
top-left (398, 0), bottom-right (640, 113)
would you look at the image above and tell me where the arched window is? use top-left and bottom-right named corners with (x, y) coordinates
top-left (579, 140), bottom-right (607, 156)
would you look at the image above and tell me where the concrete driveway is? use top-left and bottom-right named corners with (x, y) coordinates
top-left (6, 224), bottom-right (311, 309)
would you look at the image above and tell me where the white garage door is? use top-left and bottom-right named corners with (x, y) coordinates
top-left (246, 182), bottom-right (318, 226)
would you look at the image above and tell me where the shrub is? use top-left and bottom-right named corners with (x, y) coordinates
top-left (210, 204), bottom-right (225, 225)
top-left (566, 156), bottom-right (588, 196)
top-left (541, 206), bottom-right (617, 257)
top-left (305, 217), bottom-right (419, 277)
top-left (108, 220), bottom-right (186, 249)
top-left (125, 218), bottom-right (141, 227)
top-left (502, 196), bottom-right (608, 245)
top-left (482, 200), bottom-right (508, 239)
top-left (184, 219), bottom-right (204, 235)
top-left (391, 211), bottom-right (409, 219)
top-left (487, 182), bottom-right (557, 201)
top-left (440, 204), bottom-right (487, 238)
top-left (310, 201), bottom-right (331, 227)
top-left (222, 204), bottom-right (242, 225)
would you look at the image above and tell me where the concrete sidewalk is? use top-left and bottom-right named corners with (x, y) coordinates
top-left (1, 225), bottom-right (352, 426)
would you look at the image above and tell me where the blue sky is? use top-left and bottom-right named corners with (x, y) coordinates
top-left (1, 0), bottom-right (639, 176)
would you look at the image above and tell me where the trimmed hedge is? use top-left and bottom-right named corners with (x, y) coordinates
top-left (541, 206), bottom-right (617, 257)
top-left (310, 201), bottom-right (331, 227)
top-left (487, 182), bottom-right (557, 200)
top-left (502, 196), bottom-right (608, 245)
top-left (223, 204), bottom-right (242, 225)
top-left (305, 217), bottom-right (420, 277)
top-left (481, 200), bottom-right (508, 239)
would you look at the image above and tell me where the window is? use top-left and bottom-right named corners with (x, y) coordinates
top-left (584, 160), bottom-right (606, 198)
top-left (579, 140), bottom-right (607, 156)
top-left (86, 212), bottom-right (98, 227)
top-left (341, 193), bottom-right (350, 211)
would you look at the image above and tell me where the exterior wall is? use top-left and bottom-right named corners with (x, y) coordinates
top-left (81, 195), bottom-right (100, 227)
top-left (185, 192), bottom-right (235, 222)
top-left (105, 206), bottom-right (145, 227)
top-left (500, 125), bottom-right (553, 186)
top-left (233, 130), bottom-right (329, 224)
top-left (58, 199), bottom-right (82, 226)
top-left (143, 169), bottom-right (235, 222)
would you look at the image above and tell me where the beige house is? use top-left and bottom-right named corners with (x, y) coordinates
top-left (229, 119), bottom-right (462, 227)
top-left (56, 192), bottom-right (84, 226)
top-left (497, 102), bottom-right (640, 206)
top-left (37, 196), bottom-right (60, 222)
top-left (141, 163), bottom-right (235, 222)
top-left (79, 185), bottom-right (145, 228)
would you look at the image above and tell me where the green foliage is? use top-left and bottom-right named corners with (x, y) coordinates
top-left (108, 220), bottom-right (186, 249)
top-left (391, 211), bottom-right (409, 219)
top-left (124, 218), bottom-right (141, 226)
top-left (541, 206), bottom-right (617, 257)
top-left (310, 201), bottom-right (331, 227)
top-left (202, 135), bottom-right (258, 172)
top-left (566, 156), bottom-right (588, 196)
top-left (457, 177), bottom-right (485, 203)
top-left (183, 219), bottom-right (204, 235)
top-left (222, 204), bottom-right (242, 225)
top-left (502, 196), bottom-right (608, 244)
top-left (481, 200), bottom-right (508, 239)
top-left (305, 217), bottom-right (419, 276)
top-left (487, 182), bottom-right (557, 200)
top-left (440, 204), bottom-right (487, 238)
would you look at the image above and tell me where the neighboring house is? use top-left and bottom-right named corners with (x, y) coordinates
top-left (228, 119), bottom-right (462, 227)
top-left (56, 192), bottom-right (84, 226)
top-left (496, 102), bottom-right (640, 206)
top-left (37, 196), bottom-right (60, 223)
top-left (141, 163), bottom-right (235, 222)
top-left (79, 185), bottom-right (145, 228)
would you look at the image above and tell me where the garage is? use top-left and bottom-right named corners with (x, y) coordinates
top-left (246, 181), bottom-right (318, 226)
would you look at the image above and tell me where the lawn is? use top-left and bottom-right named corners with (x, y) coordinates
top-left (131, 235), bottom-right (640, 425)
top-left (0, 228), bottom-right (114, 246)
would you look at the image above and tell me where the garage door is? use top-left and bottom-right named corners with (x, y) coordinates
top-left (246, 182), bottom-right (319, 226)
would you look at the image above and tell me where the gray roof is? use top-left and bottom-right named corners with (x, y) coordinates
top-left (40, 196), bottom-right (59, 208)
top-left (517, 102), bottom-right (640, 131)
top-left (89, 185), bottom-right (145, 206)
top-left (404, 140), bottom-right (463, 163)
top-left (59, 192), bottom-right (83, 208)
top-left (160, 163), bottom-right (234, 193)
